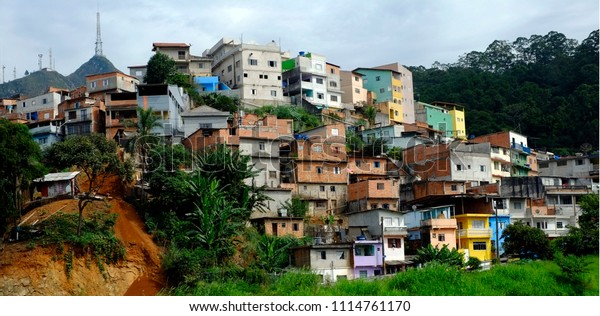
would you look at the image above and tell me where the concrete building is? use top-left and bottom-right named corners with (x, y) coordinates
top-left (352, 240), bottom-right (384, 278)
top-left (403, 141), bottom-right (493, 186)
top-left (204, 38), bottom-right (286, 107)
top-left (62, 96), bottom-right (105, 137)
top-left (86, 72), bottom-right (139, 102)
top-left (151, 42), bottom-right (213, 77)
top-left (14, 90), bottom-right (69, 122)
top-left (471, 131), bottom-right (535, 177)
top-left (282, 124), bottom-right (348, 218)
top-left (340, 70), bottom-right (368, 108)
top-left (137, 83), bottom-right (190, 141)
top-left (347, 179), bottom-right (400, 213)
top-left (105, 92), bottom-right (138, 144)
top-left (291, 243), bottom-right (354, 282)
top-left (282, 52), bottom-right (329, 109)
top-left (372, 63), bottom-right (415, 124)
top-left (346, 209), bottom-right (408, 274)
top-left (325, 62), bottom-right (343, 109)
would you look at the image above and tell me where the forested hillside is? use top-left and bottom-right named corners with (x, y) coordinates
top-left (410, 30), bottom-right (599, 154)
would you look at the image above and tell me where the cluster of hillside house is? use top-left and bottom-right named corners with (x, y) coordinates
top-left (1, 39), bottom-right (597, 282)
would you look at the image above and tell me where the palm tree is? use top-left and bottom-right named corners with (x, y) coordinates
top-left (130, 107), bottom-right (162, 203)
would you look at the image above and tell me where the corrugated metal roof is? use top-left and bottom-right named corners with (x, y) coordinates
top-left (34, 171), bottom-right (80, 182)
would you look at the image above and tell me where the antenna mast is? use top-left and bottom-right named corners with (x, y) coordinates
top-left (2, 65), bottom-right (5, 83)
top-left (95, 10), bottom-right (103, 56)
top-left (38, 54), bottom-right (43, 70)
top-left (48, 48), bottom-right (53, 70)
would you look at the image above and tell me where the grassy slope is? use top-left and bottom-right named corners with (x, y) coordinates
top-left (169, 255), bottom-right (599, 296)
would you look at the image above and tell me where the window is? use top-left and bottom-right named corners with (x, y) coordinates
top-left (235, 60), bottom-right (240, 68)
top-left (270, 90), bottom-right (277, 97)
top-left (243, 73), bottom-right (248, 78)
top-left (382, 203), bottom-right (390, 209)
top-left (316, 167), bottom-right (323, 174)
top-left (42, 98), bottom-right (47, 104)
top-left (178, 51), bottom-right (185, 59)
top-left (494, 161), bottom-right (500, 170)
top-left (329, 81), bottom-right (338, 88)
top-left (374, 161), bottom-right (381, 168)
top-left (268, 60), bottom-right (277, 67)
top-left (90, 81), bottom-right (97, 88)
top-left (333, 167), bottom-right (341, 174)
top-left (317, 93), bottom-right (324, 100)
top-left (472, 220), bottom-right (485, 229)
top-left (315, 63), bottom-right (323, 70)
top-left (561, 196), bottom-right (573, 204)
top-left (269, 171), bottom-right (277, 179)
top-left (456, 164), bottom-right (463, 171)
top-left (377, 183), bottom-right (384, 190)
top-left (330, 95), bottom-right (338, 102)
top-left (319, 185), bottom-right (325, 192)
top-left (293, 223), bottom-right (299, 231)
top-left (451, 184), bottom-right (458, 191)
top-left (259, 142), bottom-right (265, 150)
top-left (379, 88), bottom-right (385, 93)
top-left (371, 204), bottom-right (378, 209)
top-left (576, 159), bottom-right (584, 166)
top-left (227, 65), bottom-right (232, 72)
top-left (388, 238), bottom-right (401, 248)
top-left (316, 201), bottom-right (326, 208)
top-left (480, 165), bottom-right (486, 172)
top-left (536, 222), bottom-right (548, 229)
top-left (354, 88), bottom-right (360, 93)
top-left (375, 76), bottom-right (381, 81)
top-left (249, 59), bottom-right (258, 66)
top-left (251, 89), bottom-right (257, 95)
top-left (438, 234), bottom-right (446, 241)
top-left (355, 245), bottom-right (374, 256)
top-left (336, 251), bottom-right (345, 260)
top-left (277, 75), bottom-right (281, 80)
top-left (315, 78), bottom-right (324, 84)
top-left (354, 76), bottom-right (359, 81)
top-left (557, 222), bottom-right (563, 229)
top-left (320, 251), bottom-right (326, 260)
top-left (330, 186), bottom-right (336, 192)
top-left (198, 123), bottom-right (213, 129)
top-left (514, 201), bottom-right (522, 209)
top-left (313, 145), bottom-right (322, 152)
top-left (473, 242), bottom-right (487, 250)
top-left (359, 270), bottom-right (368, 278)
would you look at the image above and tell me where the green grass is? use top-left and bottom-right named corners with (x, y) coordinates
top-left (167, 255), bottom-right (599, 296)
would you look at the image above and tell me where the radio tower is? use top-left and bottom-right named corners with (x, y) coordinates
top-left (38, 54), bottom-right (43, 70)
top-left (95, 10), bottom-right (103, 56)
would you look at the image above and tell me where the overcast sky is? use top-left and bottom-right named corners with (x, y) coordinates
top-left (0, 0), bottom-right (598, 80)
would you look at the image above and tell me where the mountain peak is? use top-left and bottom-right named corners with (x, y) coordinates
top-left (0, 55), bottom-right (121, 98)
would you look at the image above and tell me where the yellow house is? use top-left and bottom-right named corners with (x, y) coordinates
top-left (375, 101), bottom-right (403, 125)
top-left (454, 214), bottom-right (492, 262)
top-left (432, 101), bottom-right (466, 140)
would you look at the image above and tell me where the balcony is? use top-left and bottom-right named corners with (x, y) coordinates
top-left (383, 226), bottom-right (408, 236)
top-left (421, 218), bottom-right (457, 229)
top-left (458, 228), bottom-right (492, 238)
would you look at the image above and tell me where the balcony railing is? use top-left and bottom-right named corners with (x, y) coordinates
top-left (421, 218), bottom-right (457, 229)
top-left (383, 226), bottom-right (408, 235)
top-left (458, 228), bottom-right (492, 238)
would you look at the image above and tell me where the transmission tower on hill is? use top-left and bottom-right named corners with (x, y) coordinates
top-left (95, 10), bottom-right (103, 56)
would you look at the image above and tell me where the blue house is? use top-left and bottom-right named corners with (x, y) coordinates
top-left (489, 214), bottom-right (511, 257)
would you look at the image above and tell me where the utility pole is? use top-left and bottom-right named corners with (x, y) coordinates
top-left (493, 199), bottom-right (500, 262)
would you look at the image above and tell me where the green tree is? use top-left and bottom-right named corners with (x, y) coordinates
top-left (281, 195), bottom-right (309, 218)
top-left (45, 134), bottom-right (132, 236)
top-left (255, 234), bottom-right (305, 273)
top-left (414, 244), bottom-right (465, 268)
top-left (0, 119), bottom-right (45, 235)
top-left (553, 194), bottom-right (599, 256)
top-left (144, 52), bottom-right (176, 84)
top-left (363, 105), bottom-right (377, 127)
top-left (386, 146), bottom-right (403, 161)
top-left (129, 107), bottom-right (162, 204)
top-left (501, 221), bottom-right (552, 259)
top-left (194, 93), bottom-right (240, 113)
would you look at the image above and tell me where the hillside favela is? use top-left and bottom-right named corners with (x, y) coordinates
top-left (0, 11), bottom-right (598, 298)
